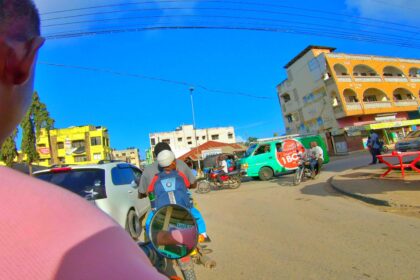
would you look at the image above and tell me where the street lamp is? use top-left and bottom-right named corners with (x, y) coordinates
top-left (189, 87), bottom-right (201, 171)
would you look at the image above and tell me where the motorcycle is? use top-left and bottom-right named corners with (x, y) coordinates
top-left (196, 168), bottom-right (242, 194)
top-left (293, 154), bottom-right (321, 186)
top-left (138, 204), bottom-right (215, 280)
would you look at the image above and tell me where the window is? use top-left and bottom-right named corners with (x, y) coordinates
top-left (188, 141), bottom-right (193, 145)
top-left (286, 114), bottom-right (293, 123)
top-left (187, 136), bottom-right (192, 140)
top-left (151, 138), bottom-right (156, 146)
top-left (132, 168), bottom-right (142, 184)
top-left (90, 137), bottom-right (102, 146)
top-left (74, 155), bottom-right (87, 162)
top-left (93, 153), bottom-right (102, 160)
top-left (57, 142), bottom-right (64, 149)
top-left (228, 133), bottom-right (233, 139)
top-left (122, 153), bottom-right (126, 156)
top-left (178, 137), bottom-right (183, 142)
top-left (196, 137), bottom-right (199, 140)
top-left (254, 144), bottom-right (271, 156)
top-left (202, 136), bottom-right (206, 140)
top-left (211, 134), bottom-right (219, 140)
top-left (58, 157), bottom-right (65, 163)
top-left (162, 139), bottom-right (170, 144)
top-left (111, 167), bottom-right (135, 185)
top-left (72, 140), bottom-right (85, 148)
top-left (348, 96), bottom-right (359, 103)
top-left (34, 169), bottom-right (106, 199)
top-left (364, 95), bottom-right (377, 102)
top-left (38, 144), bottom-right (46, 148)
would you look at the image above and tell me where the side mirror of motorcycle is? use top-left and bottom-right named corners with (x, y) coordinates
top-left (149, 205), bottom-right (199, 259)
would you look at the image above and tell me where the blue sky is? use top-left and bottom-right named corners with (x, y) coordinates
top-left (33, 0), bottom-right (420, 157)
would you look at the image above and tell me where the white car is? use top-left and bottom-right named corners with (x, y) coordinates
top-left (34, 161), bottom-right (149, 239)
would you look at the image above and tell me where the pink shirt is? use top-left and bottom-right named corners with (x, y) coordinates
top-left (0, 167), bottom-right (165, 280)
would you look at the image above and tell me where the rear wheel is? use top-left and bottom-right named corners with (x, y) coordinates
top-left (259, 167), bottom-right (273, 181)
top-left (178, 258), bottom-right (196, 280)
top-left (126, 209), bottom-right (140, 240)
top-left (229, 176), bottom-right (241, 189)
top-left (196, 180), bottom-right (211, 194)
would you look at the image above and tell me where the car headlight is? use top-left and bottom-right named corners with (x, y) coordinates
top-left (241, 163), bottom-right (249, 170)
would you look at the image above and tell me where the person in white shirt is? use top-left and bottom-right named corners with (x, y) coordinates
top-left (309, 141), bottom-right (324, 177)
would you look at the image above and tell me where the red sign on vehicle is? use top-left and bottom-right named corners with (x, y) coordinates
top-left (37, 147), bottom-right (50, 155)
top-left (277, 139), bottom-right (305, 169)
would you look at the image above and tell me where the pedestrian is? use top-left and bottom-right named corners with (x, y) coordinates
top-left (368, 130), bottom-right (381, 164)
top-left (0, 1), bottom-right (165, 278)
top-left (309, 141), bottom-right (324, 177)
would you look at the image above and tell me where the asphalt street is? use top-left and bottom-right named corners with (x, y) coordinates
top-left (194, 151), bottom-right (420, 279)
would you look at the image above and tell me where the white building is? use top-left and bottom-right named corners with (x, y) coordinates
top-left (149, 125), bottom-right (236, 157)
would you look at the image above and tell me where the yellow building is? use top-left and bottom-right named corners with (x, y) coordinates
top-left (36, 125), bottom-right (112, 166)
top-left (277, 46), bottom-right (420, 154)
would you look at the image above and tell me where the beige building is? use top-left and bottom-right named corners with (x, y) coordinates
top-left (149, 125), bottom-right (236, 157)
top-left (277, 45), bottom-right (420, 154)
top-left (112, 148), bottom-right (141, 167)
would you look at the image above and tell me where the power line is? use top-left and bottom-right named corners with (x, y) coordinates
top-left (44, 24), bottom-right (420, 49)
top-left (37, 61), bottom-right (275, 100)
top-left (40, 0), bottom-right (420, 30)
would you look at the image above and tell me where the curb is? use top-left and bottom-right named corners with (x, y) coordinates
top-left (329, 177), bottom-right (392, 207)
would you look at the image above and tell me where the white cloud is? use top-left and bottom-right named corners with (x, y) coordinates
top-left (346, 0), bottom-right (420, 23)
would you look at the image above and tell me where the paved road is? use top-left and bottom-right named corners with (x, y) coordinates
top-left (194, 151), bottom-right (420, 279)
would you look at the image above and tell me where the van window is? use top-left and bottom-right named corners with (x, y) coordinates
top-left (254, 144), bottom-right (271, 156)
top-left (275, 143), bottom-right (283, 152)
top-left (244, 144), bottom-right (257, 157)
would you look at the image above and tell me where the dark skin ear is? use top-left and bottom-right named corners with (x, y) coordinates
top-left (2, 37), bottom-right (45, 85)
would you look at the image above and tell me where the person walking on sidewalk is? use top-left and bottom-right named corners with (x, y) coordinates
top-left (368, 130), bottom-right (381, 165)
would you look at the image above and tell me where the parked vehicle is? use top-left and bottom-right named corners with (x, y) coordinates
top-left (395, 130), bottom-right (420, 152)
top-left (293, 153), bottom-right (321, 186)
top-left (33, 161), bottom-right (149, 239)
top-left (197, 153), bottom-right (242, 193)
top-left (240, 134), bottom-right (330, 181)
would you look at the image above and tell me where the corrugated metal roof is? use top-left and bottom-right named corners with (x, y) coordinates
top-left (178, 141), bottom-right (246, 161)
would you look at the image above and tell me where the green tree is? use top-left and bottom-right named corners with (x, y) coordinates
top-left (21, 109), bottom-right (38, 175)
top-left (246, 137), bottom-right (258, 146)
top-left (273, 133), bottom-right (279, 137)
top-left (0, 129), bottom-right (18, 167)
top-left (31, 92), bottom-right (55, 164)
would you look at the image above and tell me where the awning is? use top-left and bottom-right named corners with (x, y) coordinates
top-left (345, 119), bottom-right (420, 133)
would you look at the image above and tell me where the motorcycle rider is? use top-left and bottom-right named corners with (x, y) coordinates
top-left (0, 1), bottom-right (165, 278)
top-left (309, 141), bottom-right (324, 178)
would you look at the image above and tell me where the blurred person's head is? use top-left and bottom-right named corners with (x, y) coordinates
top-left (0, 0), bottom-right (44, 144)
top-left (310, 141), bottom-right (318, 148)
top-left (157, 150), bottom-right (176, 172)
top-left (153, 142), bottom-right (172, 158)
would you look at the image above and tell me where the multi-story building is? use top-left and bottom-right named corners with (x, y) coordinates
top-left (277, 45), bottom-right (420, 154)
top-left (149, 125), bottom-right (236, 157)
top-left (112, 148), bottom-right (141, 167)
top-left (36, 125), bottom-right (112, 166)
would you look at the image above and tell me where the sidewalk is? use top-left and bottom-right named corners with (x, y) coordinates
top-left (330, 165), bottom-right (420, 211)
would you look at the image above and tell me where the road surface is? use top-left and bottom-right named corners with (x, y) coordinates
top-left (194, 151), bottom-right (420, 279)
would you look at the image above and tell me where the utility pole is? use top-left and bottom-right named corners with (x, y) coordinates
top-left (189, 87), bottom-right (201, 171)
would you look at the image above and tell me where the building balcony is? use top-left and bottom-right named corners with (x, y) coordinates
top-left (354, 76), bottom-right (382, 82)
top-left (363, 101), bottom-right (392, 109)
top-left (346, 103), bottom-right (363, 111)
top-left (336, 75), bottom-right (352, 82)
top-left (394, 100), bottom-right (418, 107)
top-left (383, 77), bottom-right (408, 82)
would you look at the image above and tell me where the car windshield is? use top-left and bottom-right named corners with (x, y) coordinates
top-left (35, 169), bottom-right (105, 199)
top-left (406, 131), bottom-right (420, 138)
top-left (244, 144), bottom-right (257, 157)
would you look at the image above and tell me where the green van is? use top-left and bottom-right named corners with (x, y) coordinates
top-left (239, 135), bottom-right (330, 180)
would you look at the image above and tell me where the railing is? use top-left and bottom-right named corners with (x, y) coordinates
top-left (336, 76), bottom-right (352, 82)
top-left (384, 77), bottom-right (408, 82)
top-left (394, 100), bottom-right (418, 107)
top-left (354, 76), bottom-right (382, 82)
top-left (363, 101), bottom-right (392, 109)
top-left (345, 103), bottom-right (362, 111)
